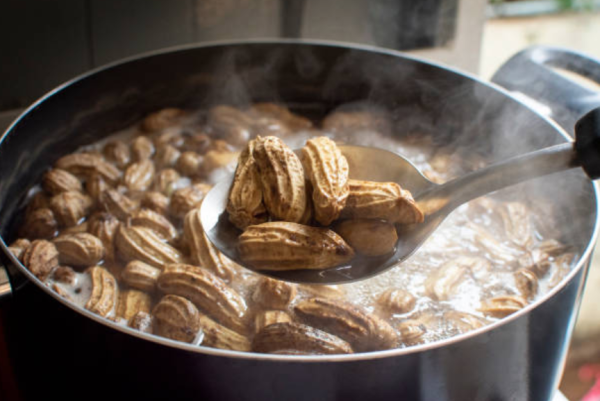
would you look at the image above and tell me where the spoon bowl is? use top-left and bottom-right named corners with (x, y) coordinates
top-left (201, 107), bottom-right (600, 284)
top-left (201, 145), bottom-right (433, 284)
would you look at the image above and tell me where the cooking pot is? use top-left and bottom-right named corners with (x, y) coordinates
top-left (0, 40), bottom-right (599, 401)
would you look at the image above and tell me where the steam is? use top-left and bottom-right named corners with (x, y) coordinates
top-left (200, 46), bottom-right (288, 108)
top-left (176, 43), bottom-right (596, 252)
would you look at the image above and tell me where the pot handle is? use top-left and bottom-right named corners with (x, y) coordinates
top-left (491, 45), bottom-right (600, 135)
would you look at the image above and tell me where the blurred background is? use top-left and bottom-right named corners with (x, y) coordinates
top-left (1, 0), bottom-right (599, 399)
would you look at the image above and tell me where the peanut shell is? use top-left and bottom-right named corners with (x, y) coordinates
top-left (253, 136), bottom-right (306, 223)
top-left (301, 136), bottom-right (349, 225)
top-left (238, 222), bottom-right (354, 271)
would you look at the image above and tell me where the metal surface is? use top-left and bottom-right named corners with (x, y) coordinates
top-left (3, 258), bottom-right (588, 400)
top-left (0, 261), bottom-right (10, 300)
top-left (397, 142), bottom-right (582, 276)
top-left (0, 40), bottom-right (597, 400)
top-left (0, 109), bottom-right (22, 302)
top-left (202, 144), bottom-right (435, 283)
top-left (555, 391), bottom-right (570, 401)
top-left (493, 46), bottom-right (600, 135)
top-left (0, 111), bottom-right (19, 300)
top-left (0, 110), bottom-right (21, 302)
top-left (203, 142), bottom-right (581, 284)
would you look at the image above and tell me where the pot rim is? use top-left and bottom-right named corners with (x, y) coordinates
top-left (1, 38), bottom-right (598, 362)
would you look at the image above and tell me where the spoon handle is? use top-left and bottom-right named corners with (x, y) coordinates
top-left (418, 107), bottom-right (600, 214)
top-left (417, 142), bottom-right (579, 214)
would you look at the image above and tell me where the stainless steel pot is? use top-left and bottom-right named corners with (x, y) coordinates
top-left (0, 40), bottom-right (599, 401)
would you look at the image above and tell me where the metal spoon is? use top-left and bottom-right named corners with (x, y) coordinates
top-left (201, 108), bottom-right (600, 284)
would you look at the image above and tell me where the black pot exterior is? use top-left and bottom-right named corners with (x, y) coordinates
top-left (0, 41), bottom-right (597, 401)
top-left (4, 265), bottom-right (587, 401)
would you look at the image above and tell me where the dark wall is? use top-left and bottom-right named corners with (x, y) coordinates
top-left (0, 0), bottom-right (456, 111)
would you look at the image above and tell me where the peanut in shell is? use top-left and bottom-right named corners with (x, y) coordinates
top-left (238, 222), bottom-right (354, 271)
top-left (301, 136), bottom-right (349, 225)
top-left (341, 179), bottom-right (423, 224)
top-left (253, 136), bottom-right (306, 223)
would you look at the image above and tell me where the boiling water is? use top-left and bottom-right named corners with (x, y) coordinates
top-left (20, 106), bottom-right (575, 350)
